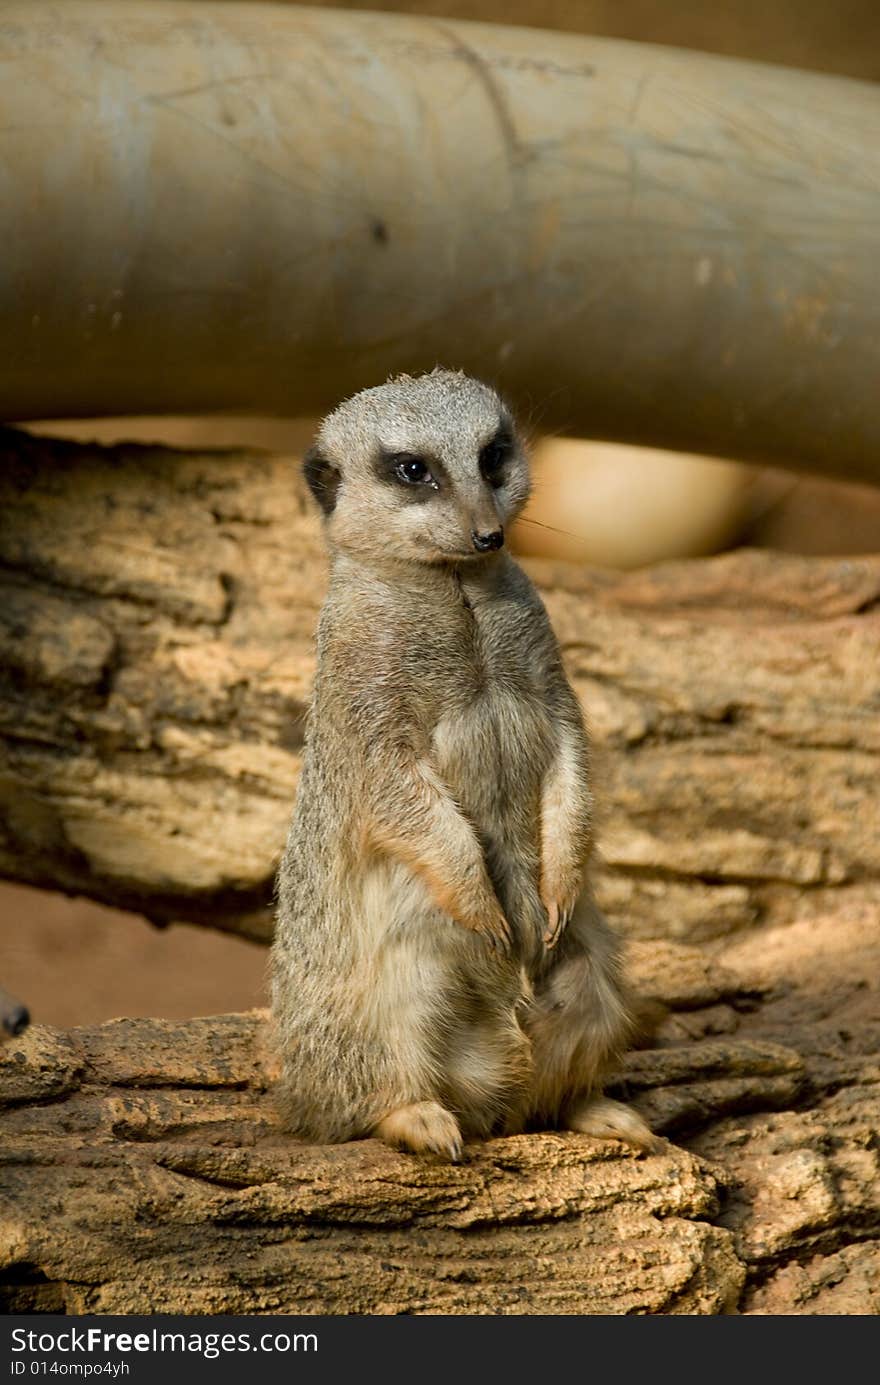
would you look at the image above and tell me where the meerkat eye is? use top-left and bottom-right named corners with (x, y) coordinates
top-left (479, 433), bottom-right (511, 488)
top-left (393, 455), bottom-right (432, 486)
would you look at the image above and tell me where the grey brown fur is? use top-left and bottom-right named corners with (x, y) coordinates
top-left (272, 369), bottom-right (653, 1159)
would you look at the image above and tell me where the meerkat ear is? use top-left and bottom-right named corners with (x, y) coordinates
top-left (302, 446), bottom-right (340, 515)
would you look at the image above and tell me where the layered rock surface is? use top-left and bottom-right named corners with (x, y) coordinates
top-left (3, 937), bottom-right (876, 1314)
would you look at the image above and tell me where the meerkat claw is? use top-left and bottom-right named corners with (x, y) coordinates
top-left (566, 1095), bottom-right (660, 1153)
top-left (477, 909), bottom-right (513, 954)
top-left (542, 898), bottom-right (574, 948)
top-left (543, 901), bottom-right (561, 948)
top-left (375, 1101), bottom-right (464, 1162)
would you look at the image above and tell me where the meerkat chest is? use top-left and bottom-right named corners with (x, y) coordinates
top-left (430, 589), bottom-right (555, 789)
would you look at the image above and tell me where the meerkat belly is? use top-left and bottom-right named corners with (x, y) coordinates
top-left (432, 684), bottom-right (554, 944)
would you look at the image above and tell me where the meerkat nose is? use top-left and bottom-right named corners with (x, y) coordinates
top-left (471, 528), bottom-right (504, 552)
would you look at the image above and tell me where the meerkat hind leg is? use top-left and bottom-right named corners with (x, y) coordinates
top-left (527, 896), bottom-right (660, 1153)
top-left (565, 1094), bottom-right (660, 1153)
top-left (374, 1101), bottom-right (463, 1162)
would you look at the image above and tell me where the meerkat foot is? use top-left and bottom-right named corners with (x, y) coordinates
top-left (374, 1101), bottom-right (463, 1162)
top-left (565, 1095), bottom-right (660, 1153)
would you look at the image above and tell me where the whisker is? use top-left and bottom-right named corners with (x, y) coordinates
top-left (516, 516), bottom-right (585, 542)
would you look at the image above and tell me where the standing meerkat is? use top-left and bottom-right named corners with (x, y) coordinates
top-left (271, 368), bottom-right (654, 1160)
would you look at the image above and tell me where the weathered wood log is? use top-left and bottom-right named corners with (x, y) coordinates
top-left (2, 427), bottom-right (879, 948)
top-left (2, 937), bottom-right (875, 1315)
top-left (5, 4), bottom-right (880, 481)
top-left (201, 1), bottom-right (880, 85)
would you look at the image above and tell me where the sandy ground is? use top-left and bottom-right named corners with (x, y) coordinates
top-left (0, 883), bottom-right (267, 1029)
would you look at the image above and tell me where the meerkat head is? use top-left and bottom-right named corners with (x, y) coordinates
top-left (302, 369), bottom-right (531, 564)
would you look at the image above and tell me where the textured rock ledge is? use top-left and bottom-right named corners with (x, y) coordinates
top-left (5, 938), bottom-right (869, 1317)
top-left (0, 1006), bottom-right (746, 1316)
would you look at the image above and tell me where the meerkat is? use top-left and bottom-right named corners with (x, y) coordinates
top-left (271, 368), bottom-right (654, 1161)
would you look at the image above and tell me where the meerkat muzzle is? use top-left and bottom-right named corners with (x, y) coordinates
top-left (471, 528), bottom-right (504, 552)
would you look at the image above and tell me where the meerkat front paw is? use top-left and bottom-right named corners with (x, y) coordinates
top-left (427, 861), bottom-right (513, 954)
top-left (540, 885), bottom-right (579, 949)
top-left (541, 898), bottom-right (569, 949)
top-left (374, 1101), bottom-right (464, 1162)
top-left (539, 856), bottom-right (582, 949)
top-left (565, 1094), bottom-right (660, 1153)
top-left (451, 877), bottom-right (513, 954)
top-left (466, 900), bottom-right (513, 954)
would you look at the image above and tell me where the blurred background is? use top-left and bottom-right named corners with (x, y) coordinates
top-left (4, 0), bottom-right (879, 1028)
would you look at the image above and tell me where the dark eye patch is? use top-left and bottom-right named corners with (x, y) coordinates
top-left (479, 425), bottom-right (514, 488)
top-left (373, 449), bottom-right (442, 500)
top-left (302, 445), bottom-right (340, 515)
